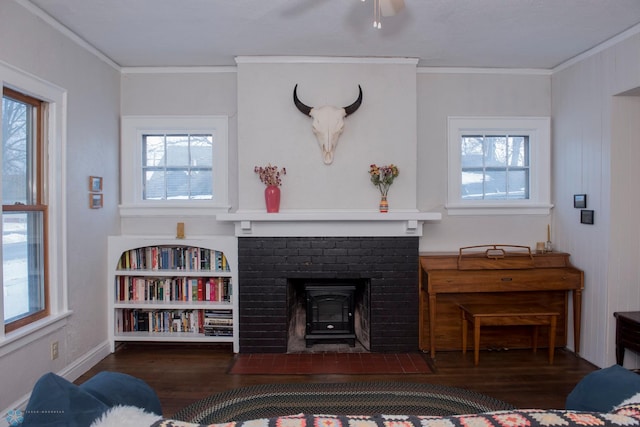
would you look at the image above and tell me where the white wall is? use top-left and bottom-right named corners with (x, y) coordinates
top-left (121, 65), bottom-right (555, 250)
top-left (119, 70), bottom-right (237, 236)
top-left (609, 95), bottom-right (640, 367)
top-left (236, 58), bottom-right (419, 212)
top-left (416, 70), bottom-right (553, 251)
top-left (0, 0), bottom-right (120, 412)
top-left (552, 31), bottom-right (640, 368)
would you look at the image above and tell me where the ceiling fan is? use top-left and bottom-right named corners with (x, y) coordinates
top-left (362, 0), bottom-right (406, 28)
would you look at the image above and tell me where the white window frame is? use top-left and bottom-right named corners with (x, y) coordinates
top-left (447, 116), bottom-right (552, 215)
top-left (120, 115), bottom-right (230, 217)
top-left (0, 60), bottom-right (70, 350)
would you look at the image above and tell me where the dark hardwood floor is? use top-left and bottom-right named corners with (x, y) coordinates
top-left (75, 344), bottom-right (598, 418)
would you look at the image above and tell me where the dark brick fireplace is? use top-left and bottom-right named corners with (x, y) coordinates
top-left (238, 236), bottom-right (419, 353)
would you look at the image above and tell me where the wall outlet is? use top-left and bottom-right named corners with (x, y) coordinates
top-left (51, 341), bottom-right (59, 360)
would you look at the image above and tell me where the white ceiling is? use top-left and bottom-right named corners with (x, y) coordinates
top-left (21, 0), bottom-right (640, 69)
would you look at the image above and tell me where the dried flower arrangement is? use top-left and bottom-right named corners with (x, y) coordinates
top-left (369, 164), bottom-right (399, 197)
top-left (254, 164), bottom-right (287, 187)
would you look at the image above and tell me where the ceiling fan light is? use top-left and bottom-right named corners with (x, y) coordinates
top-left (380, 0), bottom-right (405, 17)
top-left (363, 0), bottom-right (396, 29)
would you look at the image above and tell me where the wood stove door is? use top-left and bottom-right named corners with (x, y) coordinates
top-left (306, 292), bottom-right (354, 335)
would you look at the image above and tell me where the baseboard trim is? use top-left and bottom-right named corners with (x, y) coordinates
top-left (59, 340), bottom-right (111, 382)
top-left (0, 340), bottom-right (111, 427)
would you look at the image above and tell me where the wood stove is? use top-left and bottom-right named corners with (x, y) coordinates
top-left (305, 284), bottom-right (356, 347)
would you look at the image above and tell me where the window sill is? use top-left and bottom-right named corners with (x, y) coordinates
top-left (0, 311), bottom-right (73, 358)
top-left (445, 203), bottom-right (553, 216)
top-left (119, 204), bottom-right (231, 218)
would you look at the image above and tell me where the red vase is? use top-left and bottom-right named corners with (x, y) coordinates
top-left (264, 185), bottom-right (281, 213)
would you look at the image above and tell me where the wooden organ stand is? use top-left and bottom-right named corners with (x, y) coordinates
top-left (419, 245), bottom-right (584, 358)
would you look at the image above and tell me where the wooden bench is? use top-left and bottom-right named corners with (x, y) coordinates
top-left (459, 304), bottom-right (559, 365)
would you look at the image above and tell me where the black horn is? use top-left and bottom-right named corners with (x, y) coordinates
top-left (344, 85), bottom-right (363, 116)
top-left (293, 84), bottom-right (312, 116)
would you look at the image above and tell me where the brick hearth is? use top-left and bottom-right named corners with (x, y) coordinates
top-left (238, 236), bottom-right (419, 353)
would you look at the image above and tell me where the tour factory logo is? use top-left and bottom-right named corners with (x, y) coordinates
top-left (5, 409), bottom-right (23, 426)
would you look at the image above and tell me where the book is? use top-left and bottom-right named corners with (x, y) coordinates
top-left (197, 278), bottom-right (204, 301)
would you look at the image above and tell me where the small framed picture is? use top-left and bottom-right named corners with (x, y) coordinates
top-left (90, 193), bottom-right (103, 209)
top-left (574, 194), bottom-right (587, 209)
top-left (580, 209), bottom-right (594, 224)
top-left (89, 176), bottom-right (103, 193)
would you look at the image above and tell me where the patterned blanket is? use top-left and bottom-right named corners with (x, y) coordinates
top-left (152, 403), bottom-right (640, 427)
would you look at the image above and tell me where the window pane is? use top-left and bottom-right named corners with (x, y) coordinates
top-left (509, 136), bottom-right (528, 167)
top-left (166, 169), bottom-right (189, 199)
top-left (166, 135), bottom-right (190, 166)
top-left (461, 136), bottom-right (483, 167)
top-left (144, 135), bottom-right (165, 167)
top-left (3, 211), bottom-right (45, 322)
top-left (141, 132), bottom-right (213, 200)
top-left (461, 172), bottom-right (485, 199)
top-left (144, 170), bottom-right (165, 200)
top-left (191, 169), bottom-right (213, 199)
top-left (484, 170), bottom-right (507, 199)
top-left (191, 135), bottom-right (213, 167)
top-left (484, 136), bottom-right (507, 167)
top-left (507, 170), bottom-right (528, 199)
top-left (2, 96), bottom-right (30, 204)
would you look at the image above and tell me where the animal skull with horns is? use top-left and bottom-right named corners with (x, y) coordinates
top-left (293, 84), bottom-right (363, 165)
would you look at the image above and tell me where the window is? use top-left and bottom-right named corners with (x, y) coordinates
top-left (120, 116), bottom-right (229, 216)
top-left (2, 88), bottom-right (48, 332)
top-left (447, 117), bottom-right (551, 215)
top-left (461, 134), bottom-right (529, 200)
top-left (142, 133), bottom-right (213, 200)
top-left (0, 62), bottom-right (68, 341)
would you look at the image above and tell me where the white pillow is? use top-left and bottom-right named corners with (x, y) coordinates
top-left (90, 405), bottom-right (162, 427)
top-left (616, 392), bottom-right (640, 408)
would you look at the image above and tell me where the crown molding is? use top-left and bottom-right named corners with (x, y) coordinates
top-left (417, 67), bottom-right (552, 75)
top-left (554, 22), bottom-right (640, 73)
top-left (121, 66), bottom-right (237, 74)
top-left (235, 56), bottom-right (419, 65)
top-left (14, 0), bottom-right (120, 71)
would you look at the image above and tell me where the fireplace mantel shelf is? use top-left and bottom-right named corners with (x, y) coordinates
top-left (216, 211), bottom-right (442, 237)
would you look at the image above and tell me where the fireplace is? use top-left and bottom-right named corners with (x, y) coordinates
top-left (287, 278), bottom-right (370, 351)
top-left (237, 236), bottom-right (419, 353)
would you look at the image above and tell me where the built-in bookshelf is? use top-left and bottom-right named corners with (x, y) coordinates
top-left (107, 236), bottom-right (239, 352)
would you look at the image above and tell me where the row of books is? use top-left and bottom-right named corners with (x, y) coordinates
top-left (115, 276), bottom-right (232, 302)
top-left (116, 309), bottom-right (233, 335)
top-left (204, 309), bottom-right (234, 337)
top-left (117, 246), bottom-right (230, 272)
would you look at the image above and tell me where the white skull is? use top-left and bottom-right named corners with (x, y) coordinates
top-left (309, 106), bottom-right (347, 165)
top-left (294, 85), bottom-right (363, 165)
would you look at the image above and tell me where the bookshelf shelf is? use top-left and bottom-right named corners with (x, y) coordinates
top-left (113, 301), bottom-right (232, 310)
top-left (108, 236), bottom-right (239, 352)
top-left (114, 331), bottom-right (236, 340)
top-left (114, 269), bottom-right (234, 277)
